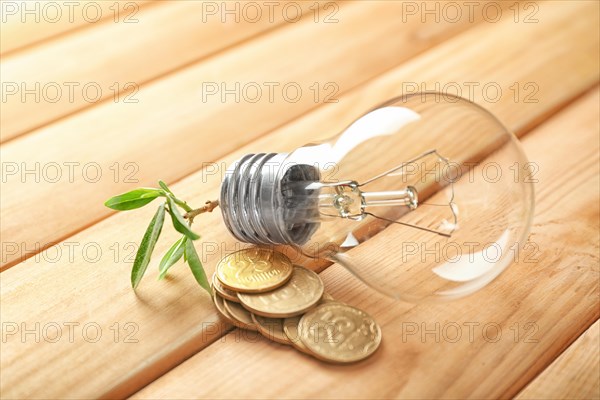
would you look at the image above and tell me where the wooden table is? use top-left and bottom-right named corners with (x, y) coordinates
top-left (1, 1), bottom-right (598, 398)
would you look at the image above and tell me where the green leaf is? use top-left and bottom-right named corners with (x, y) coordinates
top-left (105, 188), bottom-right (163, 211)
top-left (166, 197), bottom-right (200, 240)
top-left (158, 180), bottom-right (173, 195)
top-left (160, 180), bottom-right (192, 212)
top-left (185, 239), bottom-right (210, 292)
top-left (131, 203), bottom-right (166, 289)
top-left (158, 236), bottom-right (186, 280)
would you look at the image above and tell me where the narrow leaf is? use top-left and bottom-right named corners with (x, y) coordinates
top-left (105, 188), bottom-right (163, 211)
top-left (158, 180), bottom-right (173, 195)
top-left (131, 203), bottom-right (166, 289)
top-left (185, 239), bottom-right (210, 292)
top-left (158, 236), bottom-right (186, 280)
top-left (166, 197), bottom-right (200, 240)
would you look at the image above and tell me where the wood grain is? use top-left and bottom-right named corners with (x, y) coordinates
top-left (132, 87), bottom-right (600, 399)
top-left (0, 0), bottom-right (320, 142)
top-left (0, 0), bottom-right (500, 270)
top-left (0, 0), bottom-right (151, 56)
top-left (1, 2), bottom-right (597, 398)
top-left (516, 320), bottom-right (600, 400)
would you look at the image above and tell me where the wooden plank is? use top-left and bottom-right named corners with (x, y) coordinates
top-left (0, 0), bottom-right (321, 142)
top-left (516, 320), bottom-right (600, 400)
top-left (1, 2), bottom-right (598, 398)
top-left (132, 87), bottom-right (600, 399)
top-left (0, 0), bottom-right (151, 55)
top-left (0, 0), bottom-right (497, 270)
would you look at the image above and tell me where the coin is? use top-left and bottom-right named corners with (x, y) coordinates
top-left (238, 266), bottom-right (324, 318)
top-left (283, 315), bottom-right (311, 354)
top-left (251, 314), bottom-right (290, 345)
top-left (282, 295), bottom-right (338, 355)
top-left (213, 292), bottom-right (239, 327)
top-left (299, 303), bottom-right (382, 363)
top-left (216, 248), bottom-right (293, 293)
top-left (223, 298), bottom-right (258, 331)
top-left (212, 273), bottom-right (239, 302)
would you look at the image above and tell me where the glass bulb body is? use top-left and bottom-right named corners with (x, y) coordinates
top-left (220, 93), bottom-right (534, 302)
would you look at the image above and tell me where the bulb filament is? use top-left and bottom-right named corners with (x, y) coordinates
top-left (317, 149), bottom-right (457, 238)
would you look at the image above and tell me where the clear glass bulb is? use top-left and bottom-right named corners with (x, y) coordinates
top-left (220, 93), bottom-right (534, 302)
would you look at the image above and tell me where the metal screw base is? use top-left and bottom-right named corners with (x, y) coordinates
top-left (220, 153), bottom-right (321, 246)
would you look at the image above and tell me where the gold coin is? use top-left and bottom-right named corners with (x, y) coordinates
top-left (283, 315), bottom-right (311, 354)
top-left (251, 314), bottom-right (290, 345)
top-left (212, 273), bottom-right (239, 302)
top-left (282, 295), bottom-right (338, 355)
top-left (216, 248), bottom-right (292, 293)
top-left (213, 292), bottom-right (239, 327)
top-left (238, 266), bottom-right (324, 318)
top-left (223, 298), bottom-right (258, 331)
top-left (299, 303), bottom-right (382, 363)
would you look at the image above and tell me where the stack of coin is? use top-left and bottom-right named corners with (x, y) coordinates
top-left (211, 248), bottom-right (382, 363)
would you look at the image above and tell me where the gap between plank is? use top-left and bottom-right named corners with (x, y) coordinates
top-left (0, 1), bottom-right (158, 58)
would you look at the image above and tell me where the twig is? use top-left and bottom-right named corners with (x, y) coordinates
top-left (184, 200), bottom-right (220, 224)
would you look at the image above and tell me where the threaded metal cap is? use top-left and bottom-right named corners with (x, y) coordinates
top-left (220, 153), bottom-right (321, 246)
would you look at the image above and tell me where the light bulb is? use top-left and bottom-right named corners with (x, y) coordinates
top-left (220, 93), bottom-right (534, 302)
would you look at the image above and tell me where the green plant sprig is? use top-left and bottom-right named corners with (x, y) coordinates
top-left (104, 180), bottom-right (218, 292)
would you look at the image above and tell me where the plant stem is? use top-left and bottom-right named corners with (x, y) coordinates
top-left (165, 193), bottom-right (193, 213)
top-left (184, 200), bottom-right (219, 224)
